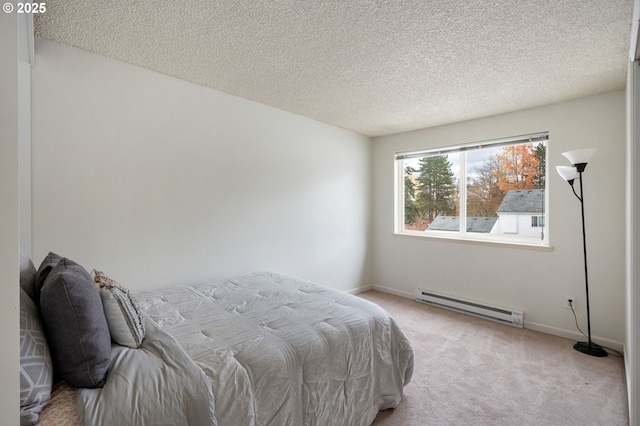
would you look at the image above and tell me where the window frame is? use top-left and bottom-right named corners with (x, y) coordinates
top-left (394, 132), bottom-right (550, 249)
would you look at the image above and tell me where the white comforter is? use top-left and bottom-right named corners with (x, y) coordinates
top-left (76, 318), bottom-right (217, 425)
top-left (136, 272), bottom-right (414, 426)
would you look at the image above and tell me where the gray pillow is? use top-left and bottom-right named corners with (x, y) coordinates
top-left (20, 252), bottom-right (37, 302)
top-left (40, 258), bottom-right (111, 388)
top-left (20, 288), bottom-right (53, 425)
top-left (34, 252), bottom-right (62, 304)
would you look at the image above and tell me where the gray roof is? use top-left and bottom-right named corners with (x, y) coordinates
top-left (497, 189), bottom-right (545, 213)
top-left (428, 216), bottom-right (498, 233)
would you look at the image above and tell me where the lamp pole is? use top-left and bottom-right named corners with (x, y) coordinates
top-left (572, 165), bottom-right (607, 357)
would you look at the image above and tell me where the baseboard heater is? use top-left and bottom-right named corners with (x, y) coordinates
top-left (415, 289), bottom-right (524, 328)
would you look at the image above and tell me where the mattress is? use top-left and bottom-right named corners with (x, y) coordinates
top-left (136, 272), bottom-right (414, 426)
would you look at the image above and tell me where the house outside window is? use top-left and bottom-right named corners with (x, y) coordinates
top-left (395, 133), bottom-right (548, 246)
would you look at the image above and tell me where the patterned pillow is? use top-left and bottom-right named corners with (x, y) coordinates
top-left (92, 270), bottom-right (146, 348)
top-left (20, 288), bottom-right (53, 425)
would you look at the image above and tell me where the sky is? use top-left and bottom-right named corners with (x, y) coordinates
top-left (403, 145), bottom-right (504, 182)
top-left (402, 141), bottom-right (547, 184)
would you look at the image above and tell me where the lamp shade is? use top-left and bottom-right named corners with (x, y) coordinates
top-left (556, 165), bottom-right (579, 182)
top-left (561, 149), bottom-right (596, 166)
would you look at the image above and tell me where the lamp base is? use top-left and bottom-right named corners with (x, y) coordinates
top-left (574, 341), bottom-right (608, 357)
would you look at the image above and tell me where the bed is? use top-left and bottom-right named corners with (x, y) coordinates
top-left (19, 253), bottom-right (414, 426)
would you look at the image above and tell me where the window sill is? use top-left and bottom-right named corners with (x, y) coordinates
top-left (393, 231), bottom-right (553, 251)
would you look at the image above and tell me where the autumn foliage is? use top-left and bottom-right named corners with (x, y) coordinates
top-left (493, 144), bottom-right (541, 192)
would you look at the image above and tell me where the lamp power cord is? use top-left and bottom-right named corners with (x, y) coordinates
top-left (568, 300), bottom-right (622, 357)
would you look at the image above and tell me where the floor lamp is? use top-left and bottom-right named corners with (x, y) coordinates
top-left (556, 149), bottom-right (607, 357)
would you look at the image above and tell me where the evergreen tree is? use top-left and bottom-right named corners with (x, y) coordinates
top-left (534, 143), bottom-right (546, 189)
top-left (404, 166), bottom-right (420, 224)
top-left (415, 155), bottom-right (457, 220)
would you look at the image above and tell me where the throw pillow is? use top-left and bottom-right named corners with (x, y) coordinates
top-left (20, 288), bottom-right (53, 425)
top-left (92, 270), bottom-right (146, 348)
top-left (39, 258), bottom-right (111, 388)
top-left (34, 252), bottom-right (63, 304)
top-left (20, 252), bottom-right (37, 302)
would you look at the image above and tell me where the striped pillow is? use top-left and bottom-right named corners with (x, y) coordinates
top-left (92, 270), bottom-right (146, 349)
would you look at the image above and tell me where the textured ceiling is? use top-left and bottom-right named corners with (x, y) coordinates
top-left (34, 1), bottom-right (634, 137)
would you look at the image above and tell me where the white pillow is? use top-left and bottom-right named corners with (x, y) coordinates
top-left (91, 270), bottom-right (146, 348)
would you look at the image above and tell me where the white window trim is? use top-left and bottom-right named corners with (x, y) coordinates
top-left (393, 230), bottom-right (553, 251)
top-left (394, 132), bottom-right (550, 249)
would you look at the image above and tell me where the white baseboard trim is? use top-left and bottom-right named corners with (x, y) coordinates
top-left (370, 284), bottom-right (415, 299)
top-left (366, 284), bottom-right (624, 353)
top-left (345, 284), bottom-right (373, 295)
top-left (524, 321), bottom-right (624, 353)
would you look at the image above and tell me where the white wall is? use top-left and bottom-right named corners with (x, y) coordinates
top-left (31, 39), bottom-right (372, 293)
top-left (373, 91), bottom-right (626, 345)
top-left (0, 10), bottom-right (20, 425)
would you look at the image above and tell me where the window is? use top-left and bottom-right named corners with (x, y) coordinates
top-left (396, 133), bottom-right (548, 246)
top-left (531, 215), bottom-right (545, 227)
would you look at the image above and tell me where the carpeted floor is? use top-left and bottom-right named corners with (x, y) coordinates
top-left (358, 290), bottom-right (629, 426)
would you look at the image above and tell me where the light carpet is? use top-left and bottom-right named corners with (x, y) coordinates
top-left (358, 290), bottom-right (629, 426)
